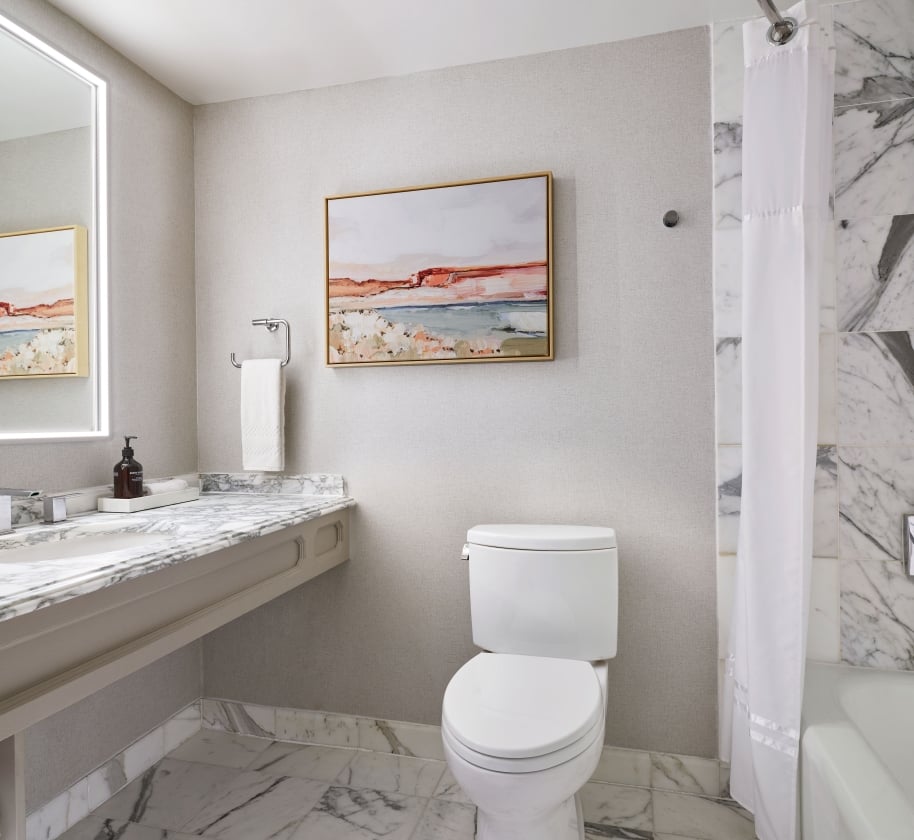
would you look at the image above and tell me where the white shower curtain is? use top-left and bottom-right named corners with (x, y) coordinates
top-left (721, 4), bottom-right (834, 840)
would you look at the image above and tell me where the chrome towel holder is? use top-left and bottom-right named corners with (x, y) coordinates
top-left (231, 318), bottom-right (291, 368)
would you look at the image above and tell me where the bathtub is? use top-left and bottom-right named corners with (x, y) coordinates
top-left (802, 662), bottom-right (914, 839)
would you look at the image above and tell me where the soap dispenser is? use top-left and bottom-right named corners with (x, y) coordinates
top-left (113, 436), bottom-right (143, 499)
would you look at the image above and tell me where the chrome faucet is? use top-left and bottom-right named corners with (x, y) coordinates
top-left (0, 488), bottom-right (41, 535)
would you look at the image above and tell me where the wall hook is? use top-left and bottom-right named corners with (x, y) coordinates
top-left (663, 210), bottom-right (680, 228)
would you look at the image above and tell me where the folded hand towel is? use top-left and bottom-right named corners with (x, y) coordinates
top-left (144, 479), bottom-right (189, 496)
top-left (241, 359), bottom-right (285, 471)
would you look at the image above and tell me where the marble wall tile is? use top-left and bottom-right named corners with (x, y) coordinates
top-left (203, 699), bottom-right (277, 738)
top-left (834, 98), bottom-right (914, 220)
top-left (578, 782), bottom-right (652, 832)
top-left (714, 228), bottom-right (743, 337)
top-left (837, 331), bottom-right (914, 444)
top-left (652, 791), bottom-right (755, 840)
top-left (650, 753), bottom-right (720, 796)
top-left (717, 555), bottom-right (736, 659)
top-left (288, 787), bottom-right (426, 840)
top-left (713, 21), bottom-right (745, 125)
top-left (819, 335), bottom-right (838, 445)
top-left (838, 445), bottom-right (914, 561)
top-left (835, 0), bottom-right (914, 107)
top-left (163, 701), bottom-right (201, 754)
top-left (168, 730), bottom-right (272, 769)
top-left (837, 214), bottom-right (914, 331)
top-left (86, 758), bottom-right (127, 812)
top-left (26, 780), bottom-right (88, 840)
top-left (414, 799), bottom-right (477, 840)
top-left (809, 557), bottom-right (842, 662)
top-left (357, 717), bottom-right (445, 760)
top-left (273, 707), bottom-right (358, 748)
top-left (822, 225), bottom-right (838, 333)
top-left (841, 556), bottom-right (914, 667)
top-left (590, 746), bottom-right (652, 788)
top-left (334, 751), bottom-right (445, 798)
top-left (179, 771), bottom-right (327, 840)
top-left (246, 742), bottom-right (356, 782)
top-left (714, 120), bottom-right (743, 230)
top-left (121, 728), bottom-right (165, 781)
top-left (815, 446), bottom-right (839, 557)
top-left (715, 338), bottom-right (742, 444)
top-left (717, 446), bottom-right (742, 554)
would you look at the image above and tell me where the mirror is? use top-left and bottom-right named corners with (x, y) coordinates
top-left (0, 12), bottom-right (107, 440)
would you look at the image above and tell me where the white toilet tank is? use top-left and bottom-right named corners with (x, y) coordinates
top-left (466, 524), bottom-right (618, 661)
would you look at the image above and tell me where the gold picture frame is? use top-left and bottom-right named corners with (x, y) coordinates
top-left (325, 171), bottom-right (553, 367)
top-left (0, 225), bottom-right (89, 379)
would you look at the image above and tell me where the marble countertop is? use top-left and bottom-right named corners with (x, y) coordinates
top-left (0, 483), bottom-right (355, 622)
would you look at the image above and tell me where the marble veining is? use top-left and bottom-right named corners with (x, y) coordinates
top-left (0, 491), bottom-right (354, 621)
top-left (713, 121), bottom-right (743, 230)
top-left (200, 473), bottom-right (345, 496)
top-left (715, 338), bottom-right (741, 445)
top-left (838, 214), bottom-right (914, 330)
top-left (837, 330), bottom-right (914, 444)
top-left (835, 0), bottom-right (914, 106)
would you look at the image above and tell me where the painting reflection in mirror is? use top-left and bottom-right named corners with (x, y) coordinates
top-left (0, 226), bottom-right (88, 378)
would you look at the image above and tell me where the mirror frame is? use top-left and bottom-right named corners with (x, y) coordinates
top-left (0, 11), bottom-right (108, 441)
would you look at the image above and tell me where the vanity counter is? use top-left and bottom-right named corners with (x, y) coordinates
top-left (0, 491), bottom-right (355, 622)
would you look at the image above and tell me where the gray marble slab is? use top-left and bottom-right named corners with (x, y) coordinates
top-left (841, 556), bottom-right (914, 668)
top-left (837, 331), bottom-right (914, 444)
top-left (0, 491), bottom-right (354, 621)
top-left (200, 473), bottom-right (345, 496)
top-left (837, 215), bottom-right (914, 331)
top-left (288, 786), bottom-right (427, 840)
top-left (835, 0), bottom-right (914, 107)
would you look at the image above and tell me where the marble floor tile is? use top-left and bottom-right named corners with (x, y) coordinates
top-left (179, 771), bottom-right (327, 839)
top-left (431, 768), bottom-right (472, 805)
top-left (579, 782), bottom-right (652, 832)
top-left (245, 741), bottom-right (356, 781)
top-left (412, 799), bottom-right (476, 840)
top-left (841, 556), bottom-right (914, 668)
top-left (334, 750), bottom-right (445, 798)
top-left (650, 753), bottom-right (720, 797)
top-left (838, 446), bottom-right (914, 561)
top-left (287, 786), bottom-right (426, 840)
top-left (837, 331), bottom-right (914, 445)
top-left (835, 0), bottom-right (914, 107)
top-left (584, 825), bottom-right (653, 840)
top-left (168, 730), bottom-right (271, 769)
top-left (652, 792), bottom-right (755, 840)
top-left (590, 746), bottom-right (651, 788)
top-left (834, 98), bottom-right (914, 220)
top-left (837, 215), bottom-right (914, 332)
top-left (58, 816), bottom-right (199, 839)
top-left (96, 759), bottom-right (241, 831)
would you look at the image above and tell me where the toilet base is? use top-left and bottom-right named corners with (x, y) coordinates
top-left (476, 793), bottom-right (583, 840)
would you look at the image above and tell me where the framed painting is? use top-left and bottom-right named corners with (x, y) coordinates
top-left (325, 172), bottom-right (553, 367)
top-left (0, 225), bottom-right (88, 379)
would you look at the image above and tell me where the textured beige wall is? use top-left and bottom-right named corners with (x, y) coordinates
top-left (23, 644), bottom-right (202, 811)
top-left (0, 0), bottom-right (197, 488)
top-left (198, 29), bottom-right (719, 757)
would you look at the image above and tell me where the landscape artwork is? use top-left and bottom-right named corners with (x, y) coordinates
top-left (326, 172), bottom-right (552, 366)
top-left (0, 226), bottom-right (88, 379)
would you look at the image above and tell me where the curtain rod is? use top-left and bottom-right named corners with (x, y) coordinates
top-left (756, 0), bottom-right (799, 45)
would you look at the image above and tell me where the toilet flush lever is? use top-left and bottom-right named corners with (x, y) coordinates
top-left (460, 543), bottom-right (470, 561)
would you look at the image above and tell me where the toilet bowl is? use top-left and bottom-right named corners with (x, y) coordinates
top-left (442, 652), bottom-right (609, 840)
top-left (442, 524), bottom-right (618, 840)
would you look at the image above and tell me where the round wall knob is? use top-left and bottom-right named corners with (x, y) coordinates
top-left (663, 210), bottom-right (680, 228)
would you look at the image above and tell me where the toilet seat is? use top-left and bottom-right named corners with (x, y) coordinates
top-left (442, 652), bottom-right (604, 772)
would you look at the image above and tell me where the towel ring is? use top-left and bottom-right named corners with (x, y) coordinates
top-left (231, 318), bottom-right (291, 368)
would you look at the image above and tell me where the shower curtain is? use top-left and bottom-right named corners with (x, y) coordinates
top-left (721, 3), bottom-right (834, 840)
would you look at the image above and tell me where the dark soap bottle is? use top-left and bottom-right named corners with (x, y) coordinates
top-left (113, 435), bottom-right (144, 499)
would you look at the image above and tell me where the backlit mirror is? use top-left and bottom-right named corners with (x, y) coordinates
top-left (0, 12), bottom-right (107, 440)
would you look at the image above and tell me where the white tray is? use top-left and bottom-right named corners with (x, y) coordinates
top-left (97, 487), bottom-right (200, 513)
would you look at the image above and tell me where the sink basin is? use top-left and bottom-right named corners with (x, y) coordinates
top-left (0, 532), bottom-right (163, 564)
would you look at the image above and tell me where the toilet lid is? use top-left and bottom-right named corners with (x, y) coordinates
top-left (442, 653), bottom-right (603, 759)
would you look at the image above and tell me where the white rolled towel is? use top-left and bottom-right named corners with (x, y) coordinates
top-left (144, 479), bottom-right (189, 496)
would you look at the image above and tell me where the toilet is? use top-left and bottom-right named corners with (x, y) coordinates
top-left (441, 523), bottom-right (618, 840)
